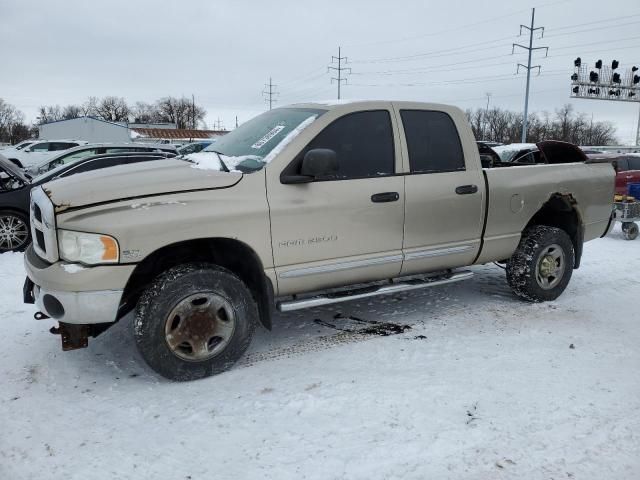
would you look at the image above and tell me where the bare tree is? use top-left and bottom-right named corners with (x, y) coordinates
top-left (81, 96), bottom-right (99, 116)
top-left (131, 101), bottom-right (158, 123)
top-left (62, 104), bottom-right (83, 120)
top-left (466, 104), bottom-right (617, 145)
top-left (0, 98), bottom-right (32, 144)
top-left (36, 105), bottom-right (63, 125)
top-left (95, 96), bottom-right (130, 122)
top-left (154, 96), bottom-right (206, 129)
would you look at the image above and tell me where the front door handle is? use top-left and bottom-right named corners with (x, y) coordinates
top-left (455, 185), bottom-right (478, 195)
top-left (371, 192), bottom-right (400, 203)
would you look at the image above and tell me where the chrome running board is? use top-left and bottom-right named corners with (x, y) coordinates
top-left (277, 270), bottom-right (474, 312)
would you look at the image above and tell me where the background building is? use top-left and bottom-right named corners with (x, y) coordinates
top-left (39, 116), bottom-right (226, 144)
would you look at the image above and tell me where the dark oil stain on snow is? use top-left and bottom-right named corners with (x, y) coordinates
top-left (313, 313), bottom-right (411, 337)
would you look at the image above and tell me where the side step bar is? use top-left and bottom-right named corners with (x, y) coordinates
top-left (277, 270), bottom-right (474, 312)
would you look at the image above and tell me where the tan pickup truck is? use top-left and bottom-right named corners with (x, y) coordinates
top-left (23, 101), bottom-right (615, 380)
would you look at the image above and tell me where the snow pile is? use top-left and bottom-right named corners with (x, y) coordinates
top-left (61, 263), bottom-right (85, 274)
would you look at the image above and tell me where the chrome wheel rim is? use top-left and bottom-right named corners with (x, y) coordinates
top-left (535, 244), bottom-right (565, 290)
top-left (164, 292), bottom-right (236, 361)
top-left (0, 215), bottom-right (29, 251)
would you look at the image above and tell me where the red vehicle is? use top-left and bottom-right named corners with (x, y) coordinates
top-left (587, 154), bottom-right (640, 196)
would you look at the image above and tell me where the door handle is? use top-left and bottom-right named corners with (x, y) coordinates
top-left (455, 185), bottom-right (478, 195)
top-left (371, 192), bottom-right (400, 203)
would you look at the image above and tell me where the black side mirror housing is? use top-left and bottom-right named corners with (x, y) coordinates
top-left (281, 148), bottom-right (338, 184)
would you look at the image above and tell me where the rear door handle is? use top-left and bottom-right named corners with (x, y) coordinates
top-left (455, 185), bottom-right (478, 195)
top-left (371, 192), bottom-right (400, 203)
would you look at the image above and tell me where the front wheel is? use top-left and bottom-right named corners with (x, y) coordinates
top-left (0, 210), bottom-right (31, 253)
top-left (134, 263), bottom-right (258, 381)
top-left (506, 225), bottom-right (574, 302)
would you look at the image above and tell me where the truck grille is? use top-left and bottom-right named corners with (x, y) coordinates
top-left (30, 187), bottom-right (59, 263)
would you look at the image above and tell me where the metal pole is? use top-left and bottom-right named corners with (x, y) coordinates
top-left (522, 8), bottom-right (535, 143)
top-left (337, 47), bottom-right (341, 100)
top-left (484, 92), bottom-right (491, 140)
top-left (636, 103), bottom-right (640, 146)
top-left (269, 77), bottom-right (273, 110)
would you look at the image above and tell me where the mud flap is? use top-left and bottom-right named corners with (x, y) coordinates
top-left (23, 277), bottom-right (35, 304)
top-left (50, 323), bottom-right (90, 350)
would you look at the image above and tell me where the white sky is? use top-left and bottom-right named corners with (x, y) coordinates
top-left (1, 0), bottom-right (639, 143)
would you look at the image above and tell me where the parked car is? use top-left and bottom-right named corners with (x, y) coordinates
top-left (26, 142), bottom-right (177, 176)
top-left (4, 139), bottom-right (89, 169)
top-left (492, 143), bottom-right (542, 164)
top-left (476, 140), bottom-right (503, 148)
top-left (176, 141), bottom-right (213, 155)
top-left (0, 151), bottom-right (173, 253)
top-left (586, 153), bottom-right (640, 196)
top-left (22, 101), bottom-right (615, 380)
top-left (0, 139), bottom-right (37, 151)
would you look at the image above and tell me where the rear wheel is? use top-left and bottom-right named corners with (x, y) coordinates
top-left (506, 225), bottom-right (574, 302)
top-left (622, 222), bottom-right (639, 241)
top-left (134, 263), bottom-right (258, 381)
top-left (0, 210), bottom-right (30, 253)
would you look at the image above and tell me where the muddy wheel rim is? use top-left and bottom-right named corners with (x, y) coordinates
top-left (535, 243), bottom-right (565, 290)
top-left (164, 292), bottom-right (236, 362)
top-left (0, 215), bottom-right (29, 251)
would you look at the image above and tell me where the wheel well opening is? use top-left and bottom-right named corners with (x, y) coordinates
top-left (119, 238), bottom-right (274, 329)
top-left (526, 193), bottom-right (583, 268)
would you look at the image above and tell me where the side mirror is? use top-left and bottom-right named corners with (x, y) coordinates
top-left (281, 149), bottom-right (338, 184)
top-left (611, 160), bottom-right (619, 172)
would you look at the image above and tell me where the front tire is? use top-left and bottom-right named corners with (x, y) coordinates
top-left (134, 263), bottom-right (258, 381)
top-left (0, 210), bottom-right (31, 253)
top-left (506, 225), bottom-right (574, 302)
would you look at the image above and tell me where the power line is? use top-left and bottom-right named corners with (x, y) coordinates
top-left (262, 77), bottom-right (279, 110)
top-left (513, 7), bottom-right (548, 142)
top-left (328, 47), bottom-right (351, 100)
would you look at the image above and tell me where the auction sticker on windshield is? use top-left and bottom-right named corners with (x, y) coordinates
top-left (251, 125), bottom-right (285, 149)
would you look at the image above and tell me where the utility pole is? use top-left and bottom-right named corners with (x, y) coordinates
top-left (328, 47), bottom-right (351, 100)
top-left (636, 104), bottom-right (640, 146)
top-left (513, 8), bottom-right (548, 143)
top-left (483, 92), bottom-right (492, 140)
top-left (191, 94), bottom-right (195, 129)
top-left (213, 118), bottom-right (224, 131)
top-left (262, 77), bottom-right (278, 110)
top-left (235, 115), bottom-right (239, 129)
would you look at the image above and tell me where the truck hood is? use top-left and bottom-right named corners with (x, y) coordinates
top-left (42, 158), bottom-right (243, 211)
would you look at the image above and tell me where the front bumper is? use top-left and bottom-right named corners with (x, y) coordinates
top-left (24, 245), bottom-right (135, 325)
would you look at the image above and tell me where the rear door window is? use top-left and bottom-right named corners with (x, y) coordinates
top-left (400, 110), bottom-right (465, 173)
top-left (627, 157), bottom-right (640, 170)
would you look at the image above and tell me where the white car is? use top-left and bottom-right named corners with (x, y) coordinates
top-left (3, 139), bottom-right (89, 169)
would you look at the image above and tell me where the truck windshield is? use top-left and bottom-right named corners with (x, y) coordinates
top-left (196, 107), bottom-right (326, 173)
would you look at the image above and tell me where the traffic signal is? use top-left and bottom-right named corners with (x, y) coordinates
top-left (633, 66), bottom-right (639, 72)
top-left (612, 60), bottom-right (619, 70)
top-left (588, 87), bottom-right (600, 95)
top-left (595, 59), bottom-right (603, 69)
top-left (571, 73), bottom-right (578, 81)
top-left (589, 71), bottom-right (599, 82)
top-left (572, 86), bottom-right (579, 93)
top-left (630, 92), bottom-right (636, 98)
top-left (574, 57), bottom-right (581, 67)
top-left (608, 89), bottom-right (620, 96)
top-left (612, 73), bottom-right (621, 83)
top-left (634, 74), bottom-right (640, 85)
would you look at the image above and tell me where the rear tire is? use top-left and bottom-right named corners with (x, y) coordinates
top-left (506, 225), bottom-right (574, 302)
top-left (134, 263), bottom-right (258, 381)
top-left (0, 210), bottom-right (31, 253)
top-left (622, 222), bottom-right (638, 241)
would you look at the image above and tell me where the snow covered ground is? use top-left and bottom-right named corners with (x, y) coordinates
top-left (1, 227), bottom-right (639, 479)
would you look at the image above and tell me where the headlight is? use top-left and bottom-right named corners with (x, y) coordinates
top-left (58, 230), bottom-right (119, 265)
